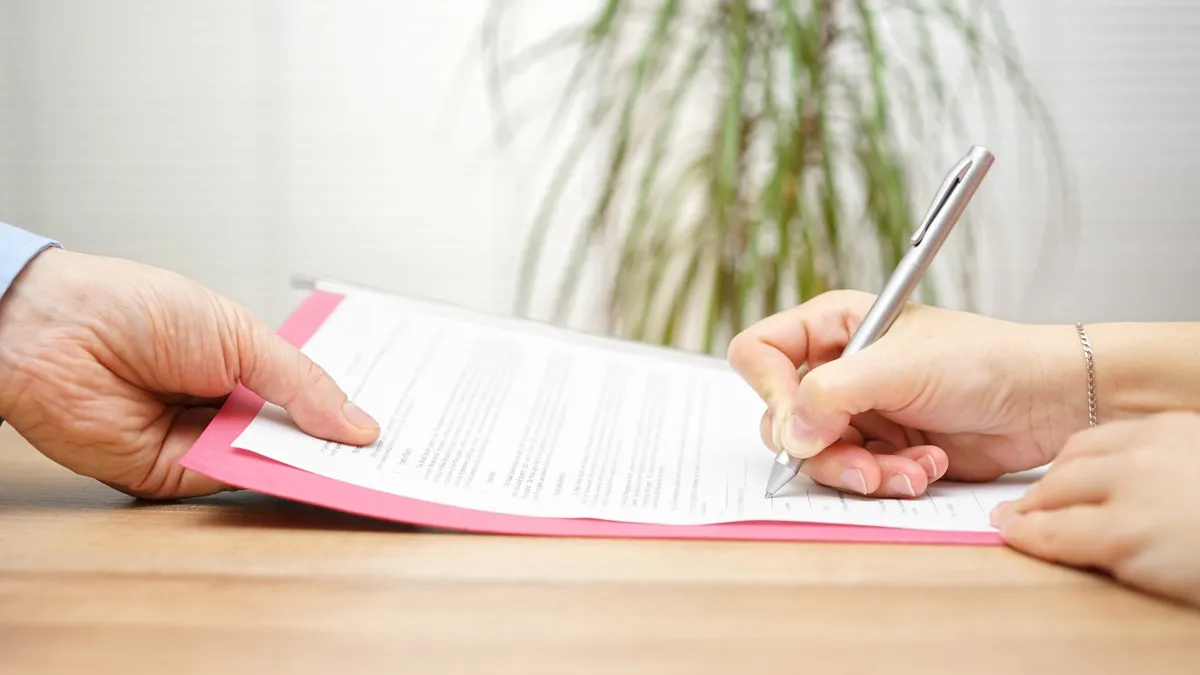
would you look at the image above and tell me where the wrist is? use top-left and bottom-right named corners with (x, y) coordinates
top-left (1031, 321), bottom-right (1200, 455)
top-left (1028, 324), bottom-right (1093, 456)
top-left (0, 247), bottom-right (65, 421)
top-left (1086, 322), bottom-right (1200, 419)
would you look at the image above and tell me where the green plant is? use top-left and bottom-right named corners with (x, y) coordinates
top-left (481, 0), bottom-right (1069, 354)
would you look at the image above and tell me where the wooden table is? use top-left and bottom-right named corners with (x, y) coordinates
top-left (2, 426), bottom-right (1198, 674)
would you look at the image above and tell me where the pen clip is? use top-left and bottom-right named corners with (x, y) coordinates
top-left (910, 155), bottom-right (974, 246)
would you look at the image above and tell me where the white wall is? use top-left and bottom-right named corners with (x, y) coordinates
top-left (1005, 0), bottom-right (1200, 325)
top-left (0, 1), bottom-right (12, 218)
top-left (2, 0), bottom-right (1198, 333)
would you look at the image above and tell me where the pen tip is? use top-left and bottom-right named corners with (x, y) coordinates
top-left (764, 491), bottom-right (773, 499)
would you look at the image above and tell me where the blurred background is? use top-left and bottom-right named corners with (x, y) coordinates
top-left (1, 0), bottom-right (1197, 354)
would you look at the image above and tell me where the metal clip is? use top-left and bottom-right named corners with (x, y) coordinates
top-left (910, 155), bottom-right (974, 246)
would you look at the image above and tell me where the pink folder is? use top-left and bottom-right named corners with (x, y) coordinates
top-left (180, 290), bottom-right (1002, 545)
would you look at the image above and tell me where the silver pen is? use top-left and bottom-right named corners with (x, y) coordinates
top-left (764, 145), bottom-right (995, 498)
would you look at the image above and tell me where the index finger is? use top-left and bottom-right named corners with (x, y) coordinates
top-left (727, 290), bottom-right (876, 411)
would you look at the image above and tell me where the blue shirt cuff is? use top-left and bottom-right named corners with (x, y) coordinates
top-left (0, 221), bottom-right (60, 302)
top-left (0, 221), bottom-right (61, 429)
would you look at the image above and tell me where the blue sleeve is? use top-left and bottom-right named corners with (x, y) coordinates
top-left (0, 221), bottom-right (60, 302)
top-left (0, 222), bottom-right (61, 429)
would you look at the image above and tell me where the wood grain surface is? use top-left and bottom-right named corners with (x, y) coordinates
top-left (2, 425), bottom-right (1197, 674)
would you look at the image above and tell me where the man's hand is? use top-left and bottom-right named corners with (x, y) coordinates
top-left (0, 248), bottom-right (380, 499)
top-left (994, 412), bottom-right (1200, 608)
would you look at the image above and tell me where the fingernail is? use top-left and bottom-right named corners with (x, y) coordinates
top-left (840, 468), bottom-right (868, 495)
top-left (918, 455), bottom-right (938, 480)
top-left (343, 401), bottom-right (379, 429)
top-left (989, 503), bottom-right (1006, 528)
top-left (990, 502), bottom-right (1018, 531)
top-left (888, 474), bottom-right (916, 498)
top-left (782, 414), bottom-right (819, 458)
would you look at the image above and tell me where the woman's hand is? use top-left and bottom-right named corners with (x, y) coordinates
top-left (726, 290), bottom-right (1088, 498)
top-left (994, 412), bottom-right (1200, 608)
top-left (0, 248), bottom-right (380, 499)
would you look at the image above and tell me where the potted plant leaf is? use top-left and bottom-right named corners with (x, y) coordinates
top-left (481, 0), bottom-right (1070, 354)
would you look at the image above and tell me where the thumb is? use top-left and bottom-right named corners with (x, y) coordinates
top-left (779, 344), bottom-right (924, 459)
top-left (232, 306), bottom-right (380, 446)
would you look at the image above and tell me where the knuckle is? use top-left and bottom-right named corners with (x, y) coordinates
top-left (799, 369), bottom-right (836, 403)
top-left (228, 302), bottom-right (266, 377)
top-left (725, 330), bottom-right (755, 366)
top-left (272, 354), bottom-right (327, 411)
top-left (101, 460), bottom-right (172, 501)
top-left (819, 289), bottom-right (875, 308)
top-left (301, 358), bottom-right (330, 392)
top-left (1017, 511), bottom-right (1061, 549)
top-left (1101, 512), bottom-right (1146, 567)
top-left (796, 369), bottom-right (849, 428)
top-left (110, 479), bottom-right (165, 501)
top-left (1017, 480), bottom-right (1048, 508)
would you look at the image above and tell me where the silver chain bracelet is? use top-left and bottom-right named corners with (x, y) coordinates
top-left (1075, 322), bottom-right (1097, 426)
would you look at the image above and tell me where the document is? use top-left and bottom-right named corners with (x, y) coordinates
top-left (224, 286), bottom-right (1037, 535)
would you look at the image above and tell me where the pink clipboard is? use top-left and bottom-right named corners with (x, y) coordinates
top-left (180, 290), bottom-right (1002, 545)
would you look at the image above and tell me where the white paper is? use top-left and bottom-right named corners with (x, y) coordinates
top-left (233, 288), bottom-right (1040, 532)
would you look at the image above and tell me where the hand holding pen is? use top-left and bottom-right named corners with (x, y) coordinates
top-left (724, 147), bottom-right (1067, 499)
